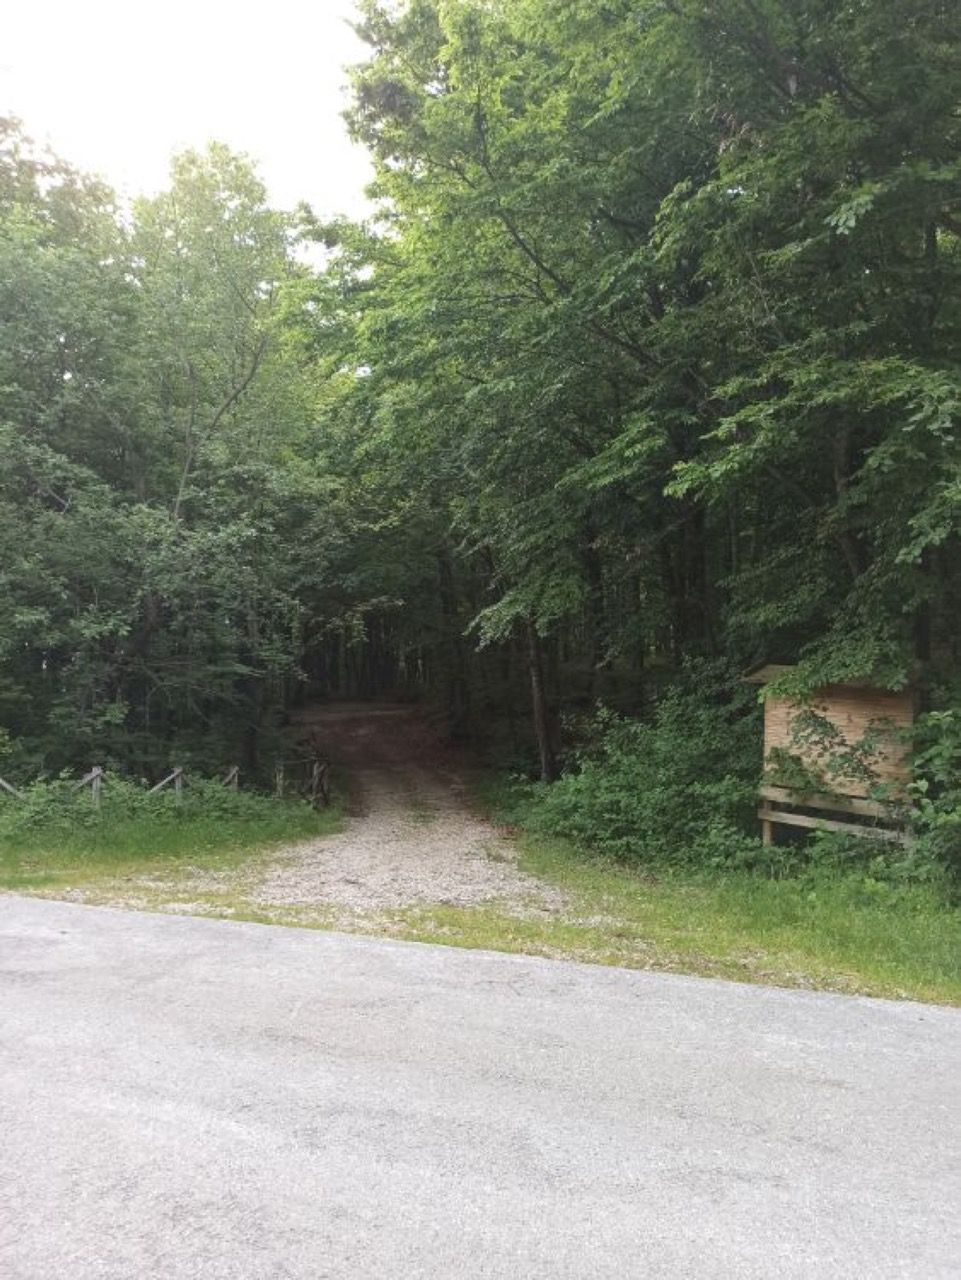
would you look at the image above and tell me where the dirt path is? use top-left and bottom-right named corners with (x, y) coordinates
top-left (249, 702), bottom-right (562, 919)
top-left (44, 702), bottom-right (564, 930)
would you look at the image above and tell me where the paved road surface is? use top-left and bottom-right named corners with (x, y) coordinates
top-left (1, 896), bottom-right (959, 1279)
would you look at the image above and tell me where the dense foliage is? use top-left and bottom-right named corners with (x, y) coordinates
top-left (2, 0), bottom-right (960, 870)
top-left (334, 0), bottom-right (961, 721)
top-left (527, 682), bottom-right (762, 867)
top-left (0, 123), bottom-right (347, 776)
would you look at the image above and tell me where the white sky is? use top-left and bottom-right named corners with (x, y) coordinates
top-left (1, 0), bottom-right (374, 217)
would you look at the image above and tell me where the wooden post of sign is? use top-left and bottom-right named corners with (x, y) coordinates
top-left (275, 764), bottom-right (285, 798)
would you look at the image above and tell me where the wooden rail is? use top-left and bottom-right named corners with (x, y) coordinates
top-left (758, 785), bottom-right (909, 845)
top-left (149, 767), bottom-right (184, 796)
top-left (274, 753), bottom-right (331, 809)
top-left (0, 759), bottom-right (327, 807)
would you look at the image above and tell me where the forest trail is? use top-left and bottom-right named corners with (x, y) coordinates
top-left (248, 701), bottom-right (563, 919)
top-left (35, 702), bottom-right (564, 928)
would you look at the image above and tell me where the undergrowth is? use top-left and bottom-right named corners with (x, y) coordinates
top-left (508, 669), bottom-right (958, 894)
top-left (469, 773), bottom-right (961, 1003)
top-left (463, 671), bottom-right (961, 1003)
top-left (526, 680), bottom-right (762, 870)
top-left (0, 774), bottom-right (340, 889)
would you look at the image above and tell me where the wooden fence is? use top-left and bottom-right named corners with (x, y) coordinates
top-left (0, 754), bottom-right (331, 810)
top-left (273, 756), bottom-right (331, 809)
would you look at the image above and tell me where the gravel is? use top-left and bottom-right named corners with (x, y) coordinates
top-left (254, 764), bottom-right (558, 911)
top-left (254, 704), bottom-right (563, 915)
top-left (26, 704), bottom-right (563, 924)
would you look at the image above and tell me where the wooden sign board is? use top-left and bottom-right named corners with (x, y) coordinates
top-left (744, 665), bottom-right (915, 842)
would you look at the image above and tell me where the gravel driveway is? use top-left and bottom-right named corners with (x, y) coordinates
top-left (254, 703), bottom-right (562, 915)
top-left (2, 896), bottom-right (959, 1279)
top-left (49, 702), bottom-right (562, 927)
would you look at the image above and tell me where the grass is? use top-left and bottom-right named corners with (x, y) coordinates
top-left (392, 830), bottom-right (961, 1004)
top-left (0, 778), bottom-right (342, 893)
top-left (3, 769), bottom-right (959, 1006)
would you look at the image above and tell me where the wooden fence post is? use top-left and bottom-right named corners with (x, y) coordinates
top-left (307, 759), bottom-right (330, 809)
top-left (275, 763), bottom-right (285, 799)
top-left (74, 766), bottom-right (105, 807)
top-left (148, 767), bottom-right (184, 797)
top-left (223, 766), bottom-right (239, 791)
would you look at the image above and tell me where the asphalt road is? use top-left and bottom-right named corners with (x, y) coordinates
top-left (1, 897), bottom-right (959, 1279)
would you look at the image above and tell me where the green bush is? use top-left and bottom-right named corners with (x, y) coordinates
top-left (516, 670), bottom-right (958, 891)
top-left (0, 772), bottom-right (332, 872)
top-left (525, 673), bottom-right (763, 868)
top-left (910, 707), bottom-right (961, 875)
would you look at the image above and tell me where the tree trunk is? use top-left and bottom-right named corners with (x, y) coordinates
top-left (526, 618), bottom-right (557, 782)
top-left (438, 548), bottom-right (470, 739)
top-left (583, 519), bottom-right (606, 691)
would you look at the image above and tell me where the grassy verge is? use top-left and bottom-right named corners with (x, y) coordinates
top-left (394, 830), bottom-right (961, 1004)
top-left (4, 766), bottom-right (959, 1006)
top-left (0, 777), bottom-right (342, 893)
top-left (382, 771), bottom-right (961, 1007)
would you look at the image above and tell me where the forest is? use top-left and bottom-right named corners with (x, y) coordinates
top-left (2, 0), bottom-right (961, 882)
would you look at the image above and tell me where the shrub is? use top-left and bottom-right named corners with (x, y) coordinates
top-left (518, 671), bottom-right (959, 890)
top-left (910, 708), bottom-right (961, 876)
top-left (525, 670), bottom-right (763, 868)
top-left (0, 772), bottom-right (329, 867)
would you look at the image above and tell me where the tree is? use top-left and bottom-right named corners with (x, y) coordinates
top-left (3, 1), bottom-right (960, 782)
top-left (0, 130), bottom-right (342, 774)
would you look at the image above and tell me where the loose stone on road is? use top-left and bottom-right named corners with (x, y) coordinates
top-left (51, 701), bottom-right (565, 929)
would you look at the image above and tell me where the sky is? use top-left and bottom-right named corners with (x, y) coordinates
top-left (1, 0), bottom-right (374, 217)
